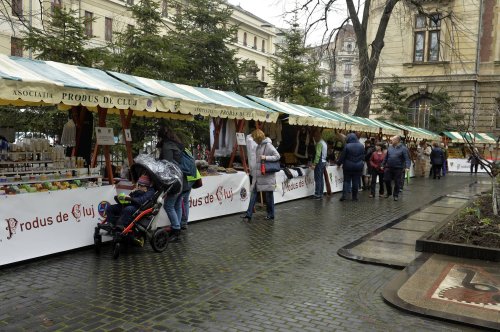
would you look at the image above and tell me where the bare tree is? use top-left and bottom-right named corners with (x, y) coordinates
top-left (299, 0), bottom-right (457, 118)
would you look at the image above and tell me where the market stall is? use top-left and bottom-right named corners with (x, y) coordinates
top-left (0, 55), bottom-right (193, 266)
top-left (442, 131), bottom-right (497, 173)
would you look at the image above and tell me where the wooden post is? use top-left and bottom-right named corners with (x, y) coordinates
top-left (228, 119), bottom-right (248, 173)
top-left (208, 118), bottom-right (223, 164)
top-left (119, 109), bottom-right (134, 167)
top-left (95, 107), bottom-right (114, 185)
top-left (323, 167), bottom-right (332, 195)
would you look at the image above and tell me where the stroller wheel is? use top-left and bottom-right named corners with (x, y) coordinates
top-left (112, 242), bottom-right (121, 259)
top-left (151, 228), bottom-right (169, 253)
top-left (94, 234), bottom-right (102, 254)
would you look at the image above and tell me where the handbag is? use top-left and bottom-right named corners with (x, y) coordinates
top-left (192, 177), bottom-right (203, 189)
top-left (261, 144), bottom-right (281, 174)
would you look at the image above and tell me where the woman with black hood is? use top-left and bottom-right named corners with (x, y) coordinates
top-left (157, 127), bottom-right (187, 242)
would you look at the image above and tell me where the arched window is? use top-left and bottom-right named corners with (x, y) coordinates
top-left (408, 97), bottom-right (434, 129)
top-left (261, 40), bottom-right (265, 52)
top-left (253, 37), bottom-right (257, 49)
top-left (243, 32), bottom-right (247, 46)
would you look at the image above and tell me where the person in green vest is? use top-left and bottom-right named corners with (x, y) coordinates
top-left (311, 130), bottom-right (327, 200)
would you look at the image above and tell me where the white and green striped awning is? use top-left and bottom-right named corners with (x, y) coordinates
top-left (247, 96), bottom-right (402, 135)
top-left (108, 72), bottom-right (278, 123)
top-left (442, 132), bottom-right (497, 144)
top-left (384, 121), bottom-right (440, 140)
top-left (0, 54), bottom-right (193, 119)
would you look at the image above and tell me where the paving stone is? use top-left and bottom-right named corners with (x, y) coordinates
top-left (392, 219), bottom-right (437, 232)
top-left (0, 174), bottom-right (485, 332)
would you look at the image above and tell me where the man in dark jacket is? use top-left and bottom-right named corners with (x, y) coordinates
top-left (382, 136), bottom-right (411, 201)
top-left (430, 142), bottom-right (445, 179)
top-left (337, 133), bottom-right (365, 201)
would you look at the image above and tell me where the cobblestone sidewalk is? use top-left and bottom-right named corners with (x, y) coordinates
top-left (0, 174), bottom-right (486, 331)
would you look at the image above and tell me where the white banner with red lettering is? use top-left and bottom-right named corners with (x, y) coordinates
top-left (0, 186), bottom-right (116, 266)
top-left (155, 172), bottom-right (251, 224)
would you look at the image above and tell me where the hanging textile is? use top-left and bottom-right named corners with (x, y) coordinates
top-left (60, 119), bottom-right (76, 147)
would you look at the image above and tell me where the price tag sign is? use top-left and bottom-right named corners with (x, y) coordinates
top-left (236, 133), bottom-right (246, 146)
top-left (124, 129), bottom-right (132, 142)
top-left (95, 127), bottom-right (115, 145)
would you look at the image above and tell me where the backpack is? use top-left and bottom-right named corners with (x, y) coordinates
top-left (179, 148), bottom-right (197, 177)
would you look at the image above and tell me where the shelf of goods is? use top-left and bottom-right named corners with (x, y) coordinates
top-left (0, 174), bottom-right (102, 195)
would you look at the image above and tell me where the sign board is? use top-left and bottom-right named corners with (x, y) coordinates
top-left (236, 133), bottom-right (246, 146)
top-left (124, 129), bottom-right (132, 142)
top-left (95, 127), bottom-right (115, 145)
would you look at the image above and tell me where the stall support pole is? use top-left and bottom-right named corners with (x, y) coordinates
top-left (70, 106), bottom-right (86, 157)
top-left (208, 118), bottom-right (223, 165)
top-left (91, 107), bottom-right (114, 185)
top-left (323, 168), bottom-right (332, 195)
top-left (119, 109), bottom-right (134, 167)
top-left (228, 119), bottom-right (248, 173)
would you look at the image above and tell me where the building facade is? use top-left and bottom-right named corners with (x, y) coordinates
top-left (367, 0), bottom-right (500, 133)
top-left (310, 24), bottom-right (359, 114)
top-left (0, 0), bottom-right (276, 88)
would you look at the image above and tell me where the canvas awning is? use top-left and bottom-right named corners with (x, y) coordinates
top-left (442, 132), bottom-right (497, 144)
top-left (0, 55), bottom-right (191, 120)
top-left (246, 96), bottom-right (402, 135)
top-left (384, 121), bottom-right (440, 140)
top-left (107, 72), bottom-right (278, 123)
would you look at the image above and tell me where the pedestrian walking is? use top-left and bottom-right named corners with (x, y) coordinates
top-left (337, 133), bottom-right (365, 202)
top-left (241, 129), bottom-right (280, 221)
top-left (363, 139), bottom-right (375, 190)
top-left (382, 136), bottom-right (411, 201)
top-left (369, 143), bottom-right (386, 198)
top-left (430, 142), bottom-right (445, 179)
top-left (440, 143), bottom-right (448, 176)
top-left (311, 130), bottom-right (327, 200)
top-left (468, 151), bottom-right (480, 174)
top-left (157, 127), bottom-right (186, 242)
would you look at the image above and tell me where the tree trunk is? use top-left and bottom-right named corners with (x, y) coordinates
top-left (346, 0), bottom-right (400, 118)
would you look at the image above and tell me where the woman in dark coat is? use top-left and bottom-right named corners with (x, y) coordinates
top-left (336, 133), bottom-right (365, 201)
top-left (157, 128), bottom-right (186, 241)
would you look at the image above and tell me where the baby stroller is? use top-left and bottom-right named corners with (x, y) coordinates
top-left (94, 154), bottom-right (183, 259)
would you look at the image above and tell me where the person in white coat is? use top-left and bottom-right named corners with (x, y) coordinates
top-left (241, 129), bottom-right (280, 221)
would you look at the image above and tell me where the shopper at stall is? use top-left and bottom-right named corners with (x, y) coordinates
top-left (468, 150), bottom-right (480, 174)
top-left (105, 174), bottom-right (155, 230)
top-left (337, 133), bottom-right (364, 202)
top-left (241, 129), bottom-right (280, 221)
top-left (430, 142), bottom-right (445, 179)
top-left (382, 136), bottom-right (410, 201)
top-left (369, 143), bottom-right (386, 198)
top-left (158, 127), bottom-right (186, 241)
top-left (441, 143), bottom-right (448, 177)
top-left (311, 130), bottom-right (327, 200)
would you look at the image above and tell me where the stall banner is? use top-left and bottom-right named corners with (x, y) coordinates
top-left (155, 172), bottom-right (250, 224)
top-left (447, 158), bottom-right (487, 173)
top-left (0, 186), bottom-right (115, 266)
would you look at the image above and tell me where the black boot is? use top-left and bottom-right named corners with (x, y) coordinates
top-left (168, 229), bottom-right (181, 242)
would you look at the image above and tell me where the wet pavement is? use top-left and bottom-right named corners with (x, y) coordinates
top-left (0, 174), bottom-right (489, 331)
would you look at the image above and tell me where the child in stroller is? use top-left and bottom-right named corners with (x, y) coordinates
top-left (94, 154), bottom-right (183, 259)
top-left (106, 174), bottom-right (155, 235)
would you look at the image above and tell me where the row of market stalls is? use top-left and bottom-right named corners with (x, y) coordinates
top-left (0, 54), bottom-right (495, 265)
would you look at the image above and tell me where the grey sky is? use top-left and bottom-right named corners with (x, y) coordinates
top-left (227, 0), bottom-right (349, 45)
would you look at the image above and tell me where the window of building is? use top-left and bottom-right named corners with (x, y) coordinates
top-left (127, 0), bottom-right (134, 5)
top-left (261, 40), bottom-right (265, 52)
top-left (261, 66), bottom-right (265, 81)
top-left (11, 37), bottom-right (23, 57)
top-left (408, 97), bottom-right (434, 128)
top-left (161, 0), bottom-right (168, 18)
top-left (243, 32), bottom-right (247, 46)
top-left (12, 0), bottom-right (22, 16)
top-left (105, 17), bottom-right (113, 42)
top-left (414, 14), bottom-right (441, 62)
top-left (343, 80), bottom-right (351, 91)
top-left (84, 11), bottom-right (93, 37)
top-left (253, 37), bottom-right (257, 49)
top-left (51, 0), bottom-right (62, 14)
top-left (235, 31), bottom-right (238, 43)
top-left (346, 43), bottom-right (352, 52)
top-left (496, 99), bottom-right (500, 129)
top-left (344, 63), bottom-right (352, 75)
top-left (175, 3), bottom-right (181, 16)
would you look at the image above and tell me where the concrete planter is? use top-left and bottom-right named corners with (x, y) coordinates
top-left (416, 210), bottom-right (500, 262)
